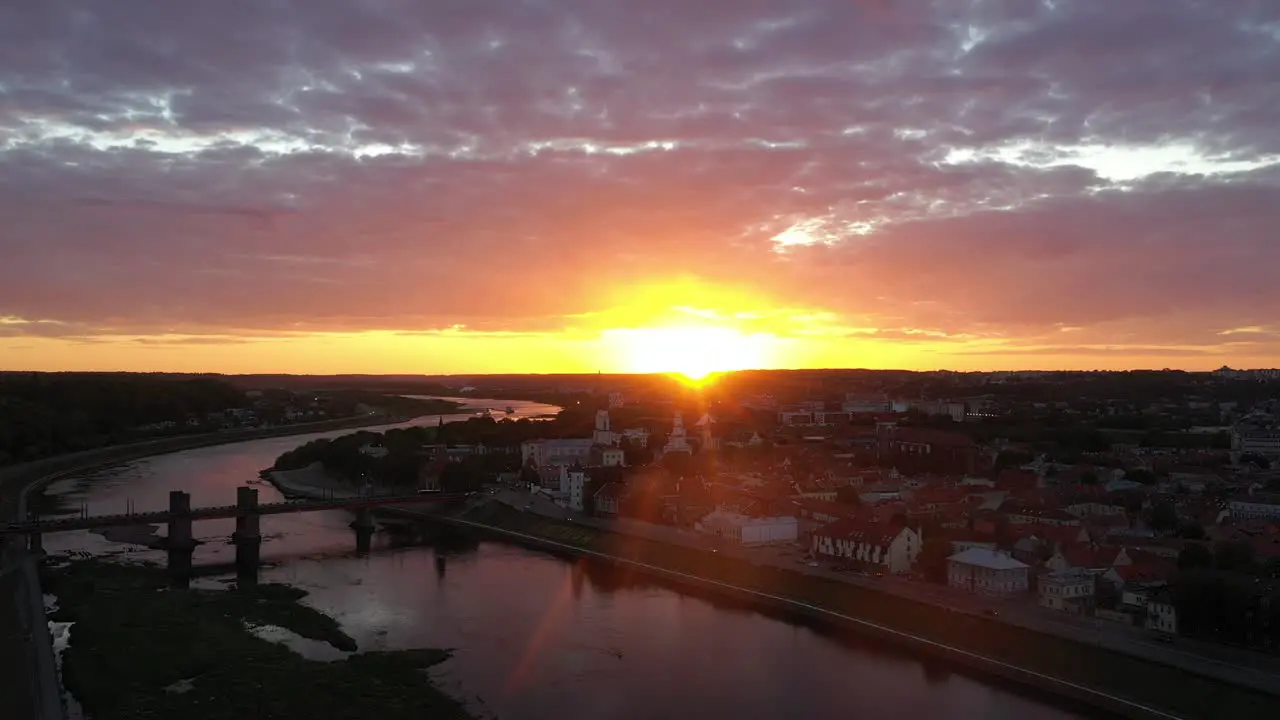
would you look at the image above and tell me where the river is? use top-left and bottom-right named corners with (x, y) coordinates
top-left (38, 396), bottom-right (1086, 720)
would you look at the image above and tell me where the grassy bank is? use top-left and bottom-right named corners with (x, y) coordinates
top-left (42, 559), bottom-right (474, 720)
top-left (457, 503), bottom-right (1276, 720)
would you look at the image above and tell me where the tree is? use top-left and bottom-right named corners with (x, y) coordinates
top-left (1213, 541), bottom-right (1257, 574)
top-left (1176, 522), bottom-right (1206, 540)
top-left (1240, 452), bottom-right (1272, 470)
top-left (834, 486), bottom-right (862, 506)
top-left (1177, 543), bottom-right (1212, 572)
top-left (1147, 501), bottom-right (1179, 534)
top-left (1096, 577), bottom-right (1121, 610)
top-left (1124, 468), bottom-right (1157, 485)
top-left (1080, 470), bottom-right (1099, 486)
top-left (917, 537), bottom-right (952, 584)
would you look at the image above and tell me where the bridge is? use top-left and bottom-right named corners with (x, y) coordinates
top-left (5, 487), bottom-right (468, 586)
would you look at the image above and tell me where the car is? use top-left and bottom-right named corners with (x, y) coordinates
top-left (983, 609), bottom-right (999, 617)
top-left (808, 562), bottom-right (819, 567)
top-left (1151, 634), bottom-right (1175, 644)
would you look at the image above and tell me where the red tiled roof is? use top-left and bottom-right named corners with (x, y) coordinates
top-left (1109, 563), bottom-right (1173, 584)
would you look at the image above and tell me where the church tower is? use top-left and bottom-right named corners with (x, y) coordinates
top-left (593, 409), bottom-right (615, 446)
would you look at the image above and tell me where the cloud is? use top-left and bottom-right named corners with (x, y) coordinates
top-left (1, 0), bottom-right (1278, 366)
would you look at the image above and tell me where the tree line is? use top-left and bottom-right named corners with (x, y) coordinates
top-left (0, 372), bottom-right (247, 464)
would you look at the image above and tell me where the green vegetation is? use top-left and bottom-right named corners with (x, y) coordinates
top-left (42, 559), bottom-right (473, 720)
top-left (457, 503), bottom-right (1278, 720)
top-left (0, 373), bottom-right (247, 463)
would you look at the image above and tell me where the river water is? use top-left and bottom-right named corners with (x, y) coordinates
top-left (39, 397), bottom-right (1085, 720)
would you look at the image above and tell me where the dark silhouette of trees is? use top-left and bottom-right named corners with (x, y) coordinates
top-left (0, 372), bottom-right (247, 463)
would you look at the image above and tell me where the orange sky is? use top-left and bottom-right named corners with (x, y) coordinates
top-left (3, 278), bottom-right (1273, 374)
top-left (5, 4), bottom-right (1280, 375)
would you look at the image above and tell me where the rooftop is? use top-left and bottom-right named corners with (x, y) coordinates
top-left (948, 547), bottom-right (1029, 571)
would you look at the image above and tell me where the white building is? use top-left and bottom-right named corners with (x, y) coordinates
top-left (947, 548), bottom-right (1030, 595)
top-left (567, 466), bottom-right (588, 512)
top-left (1145, 590), bottom-right (1178, 635)
top-left (810, 520), bottom-right (922, 574)
top-left (608, 391), bottom-right (625, 409)
top-left (592, 410), bottom-right (615, 446)
top-left (621, 427), bottom-right (651, 446)
top-left (696, 509), bottom-right (798, 546)
top-left (663, 412), bottom-right (693, 455)
top-left (358, 443), bottom-right (388, 459)
top-left (1233, 429), bottom-right (1280, 456)
top-left (1038, 569), bottom-right (1095, 612)
top-left (521, 438), bottom-right (595, 468)
top-left (1228, 494), bottom-right (1280, 523)
top-left (595, 446), bottom-right (626, 467)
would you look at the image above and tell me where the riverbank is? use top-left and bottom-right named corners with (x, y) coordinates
top-left (41, 558), bottom-right (474, 720)
top-left (1, 405), bottom-right (458, 526)
top-left (442, 502), bottom-right (1275, 720)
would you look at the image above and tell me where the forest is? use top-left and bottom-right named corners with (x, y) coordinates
top-left (0, 372), bottom-right (247, 464)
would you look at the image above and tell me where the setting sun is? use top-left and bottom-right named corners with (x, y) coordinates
top-left (604, 326), bottom-right (777, 380)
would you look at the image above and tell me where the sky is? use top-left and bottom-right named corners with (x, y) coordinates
top-left (2, 0), bottom-right (1279, 375)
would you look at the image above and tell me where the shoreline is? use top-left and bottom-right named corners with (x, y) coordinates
top-left (260, 465), bottom-right (1186, 720)
top-left (437, 503), bottom-right (1280, 720)
top-left (0, 403), bottom-right (455, 720)
top-left (42, 558), bottom-right (475, 720)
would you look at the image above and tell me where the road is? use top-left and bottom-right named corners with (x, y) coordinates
top-left (493, 487), bottom-right (1280, 698)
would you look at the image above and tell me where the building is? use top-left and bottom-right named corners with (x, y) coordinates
top-left (842, 395), bottom-right (891, 414)
top-left (663, 412), bottom-right (693, 455)
top-left (358, 443), bottom-right (389, 459)
top-left (592, 409), bottom-right (616, 446)
top-left (1145, 589), bottom-right (1178, 635)
top-left (608, 392), bottom-right (625, 409)
top-left (1038, 569), bottom-right (1095, 613)
top-left (877, 426), bottom-right (977, 474)
top-left (521, 438), bottom-right (595, 468)
top-left (1233, 428), bottom-right (1280, 457)
top-left (947, 548), bottom-right (1029, 594)
top-left (777, 409), bottom-right (814, 426)
top-left (810, 520), bottom-right (922, 574)
top-left (567, 466), bottom-right (588, 512)
top-left (1229, 494), bottom-right (1280, 523)
top-left (696, 509), bottom-right (798, 546)
top-left (592, 446), bottom-right (626, 467)
top-left (594, 481), bottom-right (623, 517)
top-left (621, 427), bottom-right (651, 446)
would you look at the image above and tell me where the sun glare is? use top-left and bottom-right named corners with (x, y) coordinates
top-left (605, 326), bottom-right (775, 381)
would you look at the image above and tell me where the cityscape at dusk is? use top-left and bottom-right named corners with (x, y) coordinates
top-left (3, 1), bottom-right (1279, 374)
top-left (4, 3), bottom-right (1280, 720)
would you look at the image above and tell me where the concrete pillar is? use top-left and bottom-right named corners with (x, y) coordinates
top-left (351, 507), bottom-right (376, 554)
top-left (27, 532), bottom-right (43, 557)
top-left (166, 490), bottom-right (196, 588)
top-left (232, 486), bottom-right (262, 585)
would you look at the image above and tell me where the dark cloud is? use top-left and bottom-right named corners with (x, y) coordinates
top-left (0, 0), bottom-right (1277, 359)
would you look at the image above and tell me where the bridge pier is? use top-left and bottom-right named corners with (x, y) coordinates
top-left (165, 490), bottom-right (197, 588)
top-left (351, 507), bottom-right (376, 554)
top-left (27, 532), bottom-right (43, 558)
top-left (232, 486), bottom-right (262, 585)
